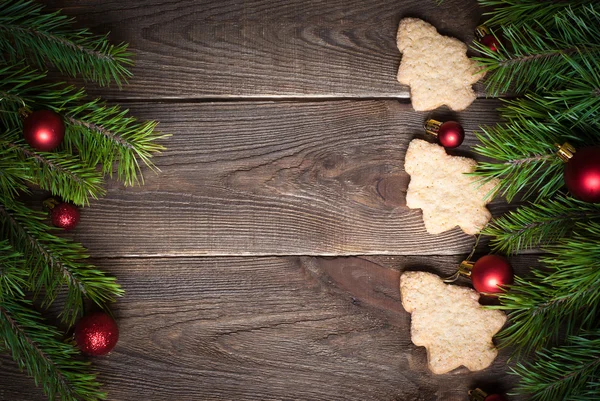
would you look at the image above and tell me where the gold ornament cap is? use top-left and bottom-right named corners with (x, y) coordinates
top-left (475, 25), bottom-right (491, 40)
top-left (458, 260), bottom-right (473, 278)
top-left (43, 197), bottom-right (60, 211)
top-left (424, 119), bottom-right (442, 136)
top-left (556, 142), bottom-right (576, 163)
top-left (469, 388), bottom-right (488, 401)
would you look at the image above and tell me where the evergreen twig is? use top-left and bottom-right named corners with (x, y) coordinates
top-left (512, 331), bottom-right (600, 401)
top-left (0, 240), bottom-right (27, 300)
top-left (494, 223), bottom-right (600, 354)
top-left (0, 64), bottom-right (168, 189)
top-left (483, 195), bottom-right (600, 254)
top-left (0, 1), bottom-right (164, 399)
top-left (0, 297), bottom-right (106, 401)
top-left (0, 0), bottom-right (132, 86)
top-left (0, 196), bottom-right (124, 325)
top-left (0, 129), bottom-right (106, 205)
top-left (475, 1), bottom-right (600, 399)
top-left (472, 119), bottom-right (565, 202)
top-left (480, 0), bottom-right (592, 29)
top-left (474, 5), bottom-right (600, 96)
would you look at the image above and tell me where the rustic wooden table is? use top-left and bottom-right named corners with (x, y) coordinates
top-left (0, 1), bottom-right (531, 400)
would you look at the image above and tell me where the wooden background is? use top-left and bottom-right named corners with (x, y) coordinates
top-left (0, 1), bottom-right (531, 400)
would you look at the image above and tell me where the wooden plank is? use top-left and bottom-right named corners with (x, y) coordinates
top-left (45, 0), bottom-right (486, 99)
top-left (0, 255), bottom-right (533, 401)
top-left (55, 99), bottom-right (509, 258)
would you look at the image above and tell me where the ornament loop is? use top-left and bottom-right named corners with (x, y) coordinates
top-left (424, 119), bottom-right (442, 136)
top-left (443, 270), bottom-right (461, 283)
top-left (556, 142), bottom-right (576, 162)
top-left (443, 261), bottom-right (473, 283)
top-left (468, 388), bottom-right (488, 401)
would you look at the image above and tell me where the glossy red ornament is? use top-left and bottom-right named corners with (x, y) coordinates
top-left (74, 312), bottom-right (119, 356)
top-left (475, 25), bottom-right (501, 52)
top-left (484, 395), bottom-right (507, 401)
top-left (424, 119), bottom-right (465, 148)
top-left (564, 147), bottom-right (600, 203)
top-left (23, 110), bottom-right (65, 151)
top-left (437, 121), bottom-right (465, 148)
top-left (470, 255), bottom-right (514, 294)
top-left (51, 202), bottom-right (80, 230)
top-left (480, 34), bottom-right (501, 52)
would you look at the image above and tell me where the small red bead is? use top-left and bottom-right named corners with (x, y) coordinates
top-left (51, 203), bottom-right (80, 230)
top-left (564, 147), bottom-right (600, 203)
top-left (471, 255), bottom-right (513, 294)
top-left (480, 34), bottom-right (501, 52)
top-left (74, 312), bottom-right (119, 356)
top-left (23, 110), bottom-right (65, 152)
top-left (437, 121), bottom-right (465, 148)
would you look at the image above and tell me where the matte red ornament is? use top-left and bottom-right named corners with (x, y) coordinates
top-left (563, 146), bottom-right (600, 203)
top-left (51, 202), bottom-right (80, 230)
top-left (424, 119), bottom-right (465, 148)
top-left (74, 312), bottom-right (119, 356)
top-left (23, 110), bottom-right (65, 151)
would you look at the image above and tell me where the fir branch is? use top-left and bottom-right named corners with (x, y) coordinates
top-left (0, 240), bottom-right (27, 300)
top-left (494, 223), bottom-right (600, 354)
top-left (541, 222), bottom-right (600, 324)
top-left (512, 330), bottom-right (600, 401)
top-left (0, 0), bottom-right (132, 86)
top-left (474, 5), bottom-right (600, 95)
top-left (0, 296), bottom-right (106, 401)
top-left (0, 129), bottom-right (106, 206)
top-left (473, 119), bottom-right (566, 202)
top-left (479, 0), bottom-right (593, 29)
top-left (483, 195), bottom-right (600, 254)
top-left (64, 101), bottom-right (168, 186)
top-left (500, 56), bottom-right (600, 129)
top-left (0, 144), bottom-right (31, 200)
top-left (0, 196), bottom-right (123, 325)
top-left (0, 64), bottom-right (168, 187)
top-left (0, 63), bottom-right (84, 129)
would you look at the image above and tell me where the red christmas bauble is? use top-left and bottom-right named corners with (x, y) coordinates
top-left (471, 255), bottom-right (513, 294)
top-left (23, 110), bottom-right (65, 152)
top-left (74, 312), bottom-right (119, 356)
top-left (564, 147), bottom-right (600, 203)
top-left (485, 395), bottom-right (507, 401)
top-left (437, 121), bottom-right (465, 148)
top-left (480, 34), bottom-right (501, 52)
top-left (51, 203), bottom-right (80, 230)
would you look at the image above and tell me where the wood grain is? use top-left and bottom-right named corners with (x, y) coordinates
top-left (44, 0), bottom-right (486, 99)
top-left (53, 99), bottom-right (511, 258)
top-left (0, 255), bottom-right (533, 401)
top-left (1, 2), bottom-right (528, 399)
